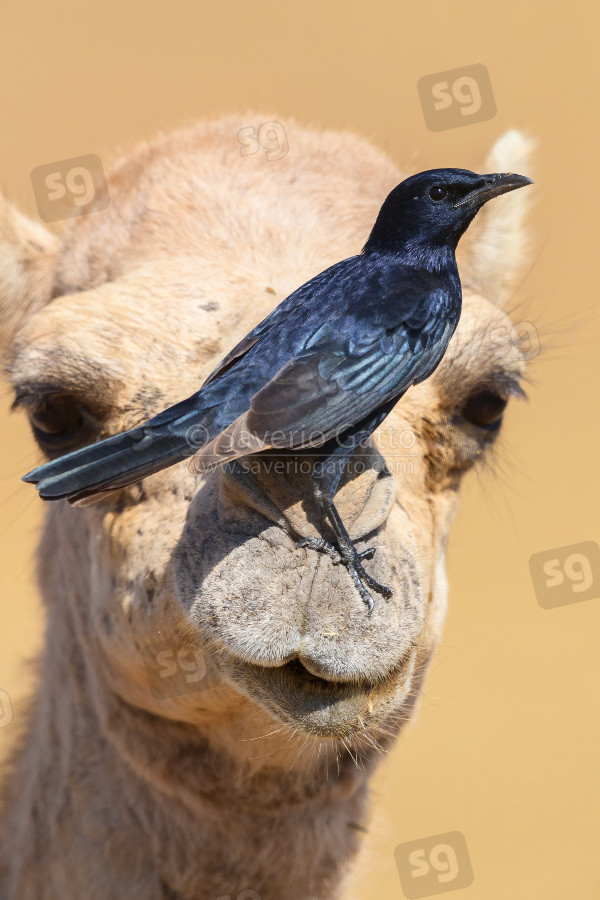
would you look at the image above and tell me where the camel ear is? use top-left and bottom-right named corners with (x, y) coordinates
top-left (0, 195), bottom-right (58, 362)
top-left (458, 129), bottom-right (536, 307)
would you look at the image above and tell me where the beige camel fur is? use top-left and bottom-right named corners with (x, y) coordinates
top-left (0, 116), bottom-right (533, 899)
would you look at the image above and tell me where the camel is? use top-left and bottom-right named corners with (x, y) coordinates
top-left (0, 116), bottom-right (533, 899)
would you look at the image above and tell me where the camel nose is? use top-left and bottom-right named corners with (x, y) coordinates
top-left (172, 431), bottom-right (428, 691)
top-left (174, 446), bottom-right (423, 686)
top-left (293, 531), bottom-right (423, 683)
top-left (216, 444), bottom-right (397, 548)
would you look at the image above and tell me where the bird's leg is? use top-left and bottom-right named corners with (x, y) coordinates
top-left (317, 487), bottom-right (393, 615)
top-left (296, 403), bottom-right (398, 613)
top-left (298, 477), bottom-right (392, 614)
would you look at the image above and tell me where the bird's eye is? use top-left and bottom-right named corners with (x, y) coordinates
top-left (428, 185), bottom-right (449, 202)
top-left (461, 390), bottom-right (507, 431)
top-left (29, 395), bottom-right (99, 455)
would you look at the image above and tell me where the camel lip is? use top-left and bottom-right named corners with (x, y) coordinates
top-left (219, 647), bottom-right (418, 736)
top-left (272, 658), bottom-right (375, 693)
top-left (227, 656), bottom-right (375, 701)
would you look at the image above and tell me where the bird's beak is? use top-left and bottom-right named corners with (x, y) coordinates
top-left (454, 173), bottom-right (533, 208)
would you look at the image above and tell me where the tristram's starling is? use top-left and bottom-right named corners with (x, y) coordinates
top-left (23, 169), bottom-right (532, 611)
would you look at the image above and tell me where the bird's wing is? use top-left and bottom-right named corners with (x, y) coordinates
top-left (247, 289), bottom-right (455, 442)
top-left (200, 258), bottom-right (354, 387)
top-left (190, 274), bottom-right (458, 472)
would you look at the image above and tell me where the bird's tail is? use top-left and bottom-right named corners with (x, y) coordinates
top-left (22, 401), bottom-right (214, 506)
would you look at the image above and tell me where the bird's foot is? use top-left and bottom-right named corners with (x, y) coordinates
top-left (296, 537), bottom-right (393, 614)
top-left (296, 537), bottom-right (375, 564)
top-left (297, 537), bottom-right (340, 562)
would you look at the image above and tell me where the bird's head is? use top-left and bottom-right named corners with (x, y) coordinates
top-left (363, 167), bottom-right (533, 263)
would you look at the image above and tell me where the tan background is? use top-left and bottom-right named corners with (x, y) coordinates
top-left (0, 1), bottom-right (598, 897)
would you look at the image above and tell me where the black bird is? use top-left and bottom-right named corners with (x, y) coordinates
top-left (23, 168), bottom-right (532, 612)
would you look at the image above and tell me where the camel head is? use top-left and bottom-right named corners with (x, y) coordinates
top-left (0, 118), bottom-right (533, 761)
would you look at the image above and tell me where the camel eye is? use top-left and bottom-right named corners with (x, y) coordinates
top-left (29, 395), bottom-right (99, 454)
top-left (461, 390), bottom-right (507, 431)
top-left (428, 185), bottom-right (449, 202)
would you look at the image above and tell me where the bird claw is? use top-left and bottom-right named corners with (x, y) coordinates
top-left (296, 537), bottom-right (339, 562)
top-left (334, 550), bottom-right (375, 566)
top-left (358, 547), bottom-right (376, 561)
top-left (297, 538), bottom-right (393, 614)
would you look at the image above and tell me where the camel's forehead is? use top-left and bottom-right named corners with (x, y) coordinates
top-left (14, 124), bottom-right (400, 409)
top-left (49, 119), bottom-right (400, 298)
